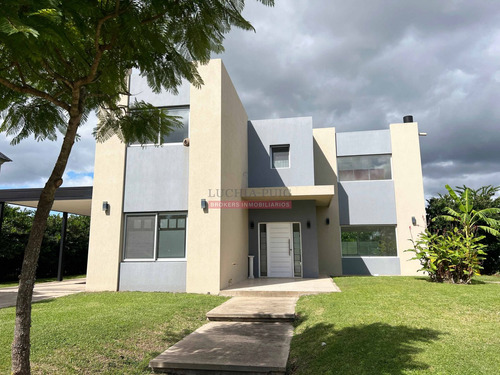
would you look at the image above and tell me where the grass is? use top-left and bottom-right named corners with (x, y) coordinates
top-left (475, 274), bottom-right (500, 283)
top-left (1, 277), bottom-right (498, 374)
top-left (0, 292), bottom-right (227, 374)
top-left (0, 274), bottom-right (87, 288)
top-left (289, 276), bottom-right (500, 375)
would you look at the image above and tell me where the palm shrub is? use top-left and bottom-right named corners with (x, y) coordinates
top-left (408, 185), bottom-right (500, 284)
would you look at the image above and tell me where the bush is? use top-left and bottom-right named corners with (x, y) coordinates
top-left (408, 228), bottom-right (486, 284)
top-left (408, 185), bottom-right (500, 284)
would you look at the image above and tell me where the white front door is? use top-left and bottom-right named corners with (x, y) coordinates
top-left (267, 223), bottom-right (293, 277)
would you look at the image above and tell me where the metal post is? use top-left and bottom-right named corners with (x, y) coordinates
top-left (57, 212), bottom-right (68, 282)
top-left (0, 202), bottom-right (5, 235)
top-left (248, 255), bottom-right (255, 279)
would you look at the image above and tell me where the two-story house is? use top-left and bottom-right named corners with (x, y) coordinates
top-left (86, 59), bottom-right (426, 294)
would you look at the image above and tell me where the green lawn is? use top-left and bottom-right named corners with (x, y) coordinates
top-left (1, 278), bottom-right (498, 374)
top-left (0, 274), bottom-right (87, 288)
top-left (0, 292), bottom-right (227, 374)
top-left (289, 277), bottom-right (500, 375)
top-left (475, 274), bottom-right (500, 283)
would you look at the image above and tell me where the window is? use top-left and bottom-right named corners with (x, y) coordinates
top-left (124, 215), bottom-right (155, 259)
top-left (259, 224), bottom-right (267, 276)
top-left (158, 214), bottom-right (187, 258)
top-left (341, 226), bottom-right (397, 256)
top-left (271, 145), bottom-right (290, 168)
top-left (161, 108), bottom-right (189, 143)
top-left (292, 223), bottom-right (302, 277)
top-left (124, 212), bottom-right (187, 260)
top-left (338, 155), bottom-right (391, 181)
top-left (130, 107), bottom-right (189, 145)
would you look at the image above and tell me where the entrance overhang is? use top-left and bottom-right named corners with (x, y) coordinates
top-left (242, 185), bottom-right (334, 207)
top-left (0, 186), bottom-right (93, 216)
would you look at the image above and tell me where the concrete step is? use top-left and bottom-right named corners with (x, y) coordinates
top-left (219, 290), bottom-right (316, 297)
top-left (149, 321), bottom-right (293, 374)
top-left (206, 297), bottom-right (297, 322)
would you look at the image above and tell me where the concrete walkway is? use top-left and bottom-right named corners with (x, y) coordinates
top-left (150, 321), bottom-right (294, 374)
top-left (0, 278), bottom-right (86, 309)
top-left (150, 279), bottom-right (340, 374)
top-left (150, 296), bottom-right (297, 374)
top-left (220, 276), bottom-right (340, 297)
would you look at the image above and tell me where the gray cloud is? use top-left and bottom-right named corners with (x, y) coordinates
top-left (1, 0), bottom-right (499, 200)
top-left (0, 114), bottom-right (96, 188)
top-left (217, 0), bottom-right (500, 198)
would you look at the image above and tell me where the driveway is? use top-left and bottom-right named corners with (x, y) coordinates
top-left (0, 278), bottom-right (86, 309)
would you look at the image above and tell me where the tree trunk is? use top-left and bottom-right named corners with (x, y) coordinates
top-left (11, 112), bottom-right (82, 375)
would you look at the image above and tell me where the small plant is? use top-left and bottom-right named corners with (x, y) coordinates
top-left (407, 185), bottom-right (500, 284)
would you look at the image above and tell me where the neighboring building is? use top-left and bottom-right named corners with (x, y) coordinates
top-left (86, 59), bottom-right (426, 294)
top-left (0, 152), bottom-right (12, 173)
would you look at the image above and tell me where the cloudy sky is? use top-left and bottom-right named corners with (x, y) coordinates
top-left (1, 0), bottom-right (499, 198)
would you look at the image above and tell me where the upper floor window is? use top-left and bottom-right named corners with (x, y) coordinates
top-left (271, 145), bottom-right (290, 169)
top-left (338, 155), bottom-right (391, 181)
top-left (130, 107), bottom-right (189, 145)
top-left (161, 107), bottom-right (189, 143)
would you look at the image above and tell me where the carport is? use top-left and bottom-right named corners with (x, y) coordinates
top-left (0, 186), bottom-right (92, 281)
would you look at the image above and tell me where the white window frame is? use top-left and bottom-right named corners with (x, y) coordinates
top-left (122, 212), bottom-right (188, 262)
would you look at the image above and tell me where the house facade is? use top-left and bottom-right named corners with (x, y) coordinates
top-left (86, 59), bottom-right (426, 294)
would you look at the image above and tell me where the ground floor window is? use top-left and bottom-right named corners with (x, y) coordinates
top-left (341, 226), bottom-right (397, 256)
top-left (124, 212), bottom-right (187, 260)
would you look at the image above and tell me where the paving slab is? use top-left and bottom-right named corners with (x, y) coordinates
top-left (150, 321), bottom-right (293, 374)
top-left (220, 276), bottom-right (340, 297)
top-left (206, 297), bottom-right (297, 322)
top-left (0, 278), bottom-right (86, 309)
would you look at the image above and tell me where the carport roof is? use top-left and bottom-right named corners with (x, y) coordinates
top-left (0, 186), bottom-right (92, 216)
top-left (0, 152), bottom-right (12, 162)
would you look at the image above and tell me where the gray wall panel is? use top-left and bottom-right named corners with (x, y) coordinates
top-left (124, 145), bottom-right (188, 212)
top-left (119, 261), bottom-right (186, 292)
top-left (336, 129), bottom-right (391, 156)
top-left (248, 201), bottom-right (319, 278)
top-left (342, 257), bottom-right (400, 275)
top-left (248, 117), bottom-right (314, 187)
top-left (129, 70), bottom-right (190, 107)
top-left (339, 181), bottom-right (397, 225)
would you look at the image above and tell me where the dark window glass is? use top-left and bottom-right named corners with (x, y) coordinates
top-left (260, 224), bottom-right (267, 276)
top-left (293, 223), bottom-right (302, 277)
top-left (158, 214), bottom-right (187, 258)
top-left (338, 155), bottom-right (391, 181)
top-left (341, 226), bottom-right (397, 256)
top-left (130, 107), bottom-right (189, 145)
top-left (271, 145), bottom-right (290, 168)
top-left (124, 215), bottom-right (156, 259)
top-left (161, 108), bottom-right (189, 143)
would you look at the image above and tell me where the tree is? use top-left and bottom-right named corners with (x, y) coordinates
top-left (409, 185), bottom-right (500, 283)
top-left (439, 185), bottom-right (500, 239)
top-left (0, 1), bottom-right (273, 374)
top-left (0, 206), bottom-right (90, 282)
top-left (427, 185), bottom-right (500, 273)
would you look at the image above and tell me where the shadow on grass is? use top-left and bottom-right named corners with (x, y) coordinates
top-left (161, 327), bottom-right (193, 345)
top-left (414, 276), bottom-right (488, 285)
top-left (289, 320), bottom-right (442, 375)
